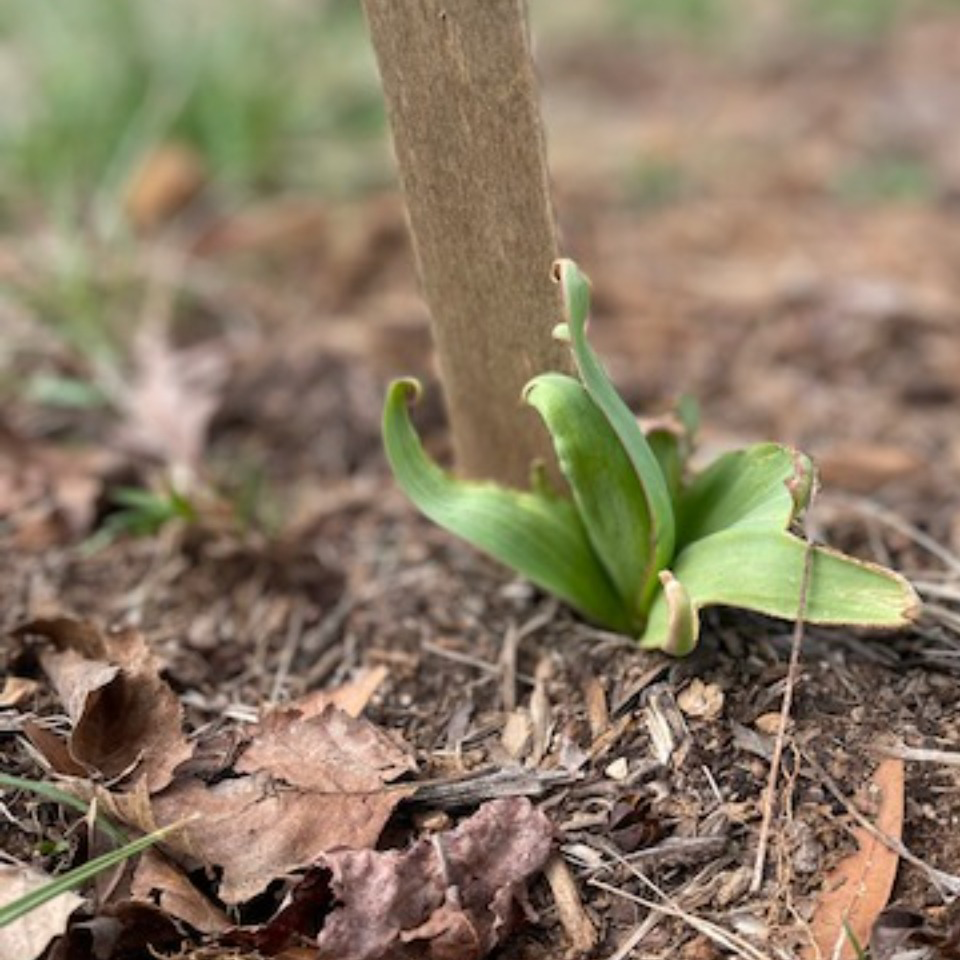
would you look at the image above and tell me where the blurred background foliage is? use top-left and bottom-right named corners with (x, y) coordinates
top-left (2, 0), bottom-right (958, 229)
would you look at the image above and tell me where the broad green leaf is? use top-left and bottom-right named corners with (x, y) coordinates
top-left (383, 379), bottom-right (631, 631)
top-left (524, 372), bottom-right (654, 626)
top-left (553, 259), bottom-right (676, 575)
top-left (640, 530), bottom-right (920, 650)
top-left (677, 443), bottom-right (815, 548)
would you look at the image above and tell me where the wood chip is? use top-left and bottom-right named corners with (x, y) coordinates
top-left (583, 674), bottom-right (610, 739)
top-left (677, 679), bottom-right (724, 720)
top-left (544, 852), bottom-right (598, 954)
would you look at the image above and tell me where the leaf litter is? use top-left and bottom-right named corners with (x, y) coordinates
top-left (6, 616), bottom-right (555, 958)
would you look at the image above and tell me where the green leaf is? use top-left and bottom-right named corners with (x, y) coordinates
top-left (383, 379), bottom-right (632, 631)
top-left (0, 824), bottom-right (178, 929)
top-left (641, 531), bottom-right (920, 650)
top-left (677, 443), bottom-right (815, 548)
top-left (524, 372), bottom-right (654, 627)
top-left (553, 259), bottom-right (676, 575)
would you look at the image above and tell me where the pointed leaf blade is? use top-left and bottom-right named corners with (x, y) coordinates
top-left (554, 259), bottom-right (676, 573)
top-left (524, 372), bottom-right (654, 625)
top-left (640, 530), bottom-right (920, 651)
top-left (383, 379), bottom-right (631, 631)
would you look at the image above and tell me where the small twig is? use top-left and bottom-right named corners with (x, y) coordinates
top-left (269, 601), bottom-right (305, 704)
top-left (878, 739), bottom-right (960, 767)
top-left (750, 537), bottom-right (814, 894)
top-left (590, 874), bottom-right (774, 960)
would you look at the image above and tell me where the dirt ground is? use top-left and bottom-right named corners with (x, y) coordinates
top-left (2, 8), bottom-right (960, 960)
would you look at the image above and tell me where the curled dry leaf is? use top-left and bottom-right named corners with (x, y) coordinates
top-left (314, 796), bottom-right (553, 960)
top-left (15, 618), bottom-right (193, 792)
top-left (136, 704), bottom-right (416, 904)
top-left (0, 863), bottom-right (83, 960)
top-left (804, 757), bottom-right (905, 960)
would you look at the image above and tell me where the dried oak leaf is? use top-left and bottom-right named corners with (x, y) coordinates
top-left (145, 704), bottom-right (416, 905)
top-left (315, 796), bottom-right (554, 960)
top-left (15, 617), bottom-right (193, 792)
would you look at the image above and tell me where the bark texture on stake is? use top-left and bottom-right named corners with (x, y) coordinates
top-left (363, 0), bottom-right (572, 486)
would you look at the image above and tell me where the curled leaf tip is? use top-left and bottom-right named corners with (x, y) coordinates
top-left (659, 570), bottom-right (700, 657)
top-left (785, 448), bottom-right (817, 516)
top-left (390, 377), bottom-right (423, 406)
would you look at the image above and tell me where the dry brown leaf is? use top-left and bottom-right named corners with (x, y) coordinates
top-left (315, 796), bottom-right (553, 960)
top-left (0, 675), bottom-right (39, 707)
top-left (0, 863), bottom-right (83, 960)
top-left (0, 422), bottom-right (117, 545)
top-left (22, 720), bottom-right (88, 778)
top-left (16, 617), bottom-right (193, 792)
top-left (805, 757), bottom-right (905, 960)
top-left (124, 142), bottom-right (205, 230)
top-left (116, 326), bottom-right (228, 476)
top-left (237, 703), bottom-right (416, 791)
top-left (279, 665), bottom-right (389, 719)
top-left (130, 850), bottom-right (230, 934)
top-left (818, 443), bottom-right (923, 494)
top-left (130, 705), bottom-right (416, 904)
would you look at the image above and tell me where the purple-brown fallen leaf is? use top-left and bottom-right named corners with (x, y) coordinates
top-left (0, 864), bottom-right (83, 960)
top-left (133, 705), bottom-right (416, 904)
top-left (314, 796), bottom-right (554, 960)
top-left (15, 617), bottom-right (193, 792)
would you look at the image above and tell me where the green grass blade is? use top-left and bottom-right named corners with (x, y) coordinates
top-left (0, 824), bottom-right (179, 929)
top-left (383, 379), bottom-right (631, 631)
top-left (553, 259), bottom-right (676, 574)
top-left (0, 774), bottom-right (127, 846)
top-left (640, 530), bottom-right (920, 650)
top-left (524, 372), bottom-right (654, 626)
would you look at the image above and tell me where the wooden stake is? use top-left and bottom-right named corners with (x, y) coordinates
top-left (362, 0), bottom-right (571, 485)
